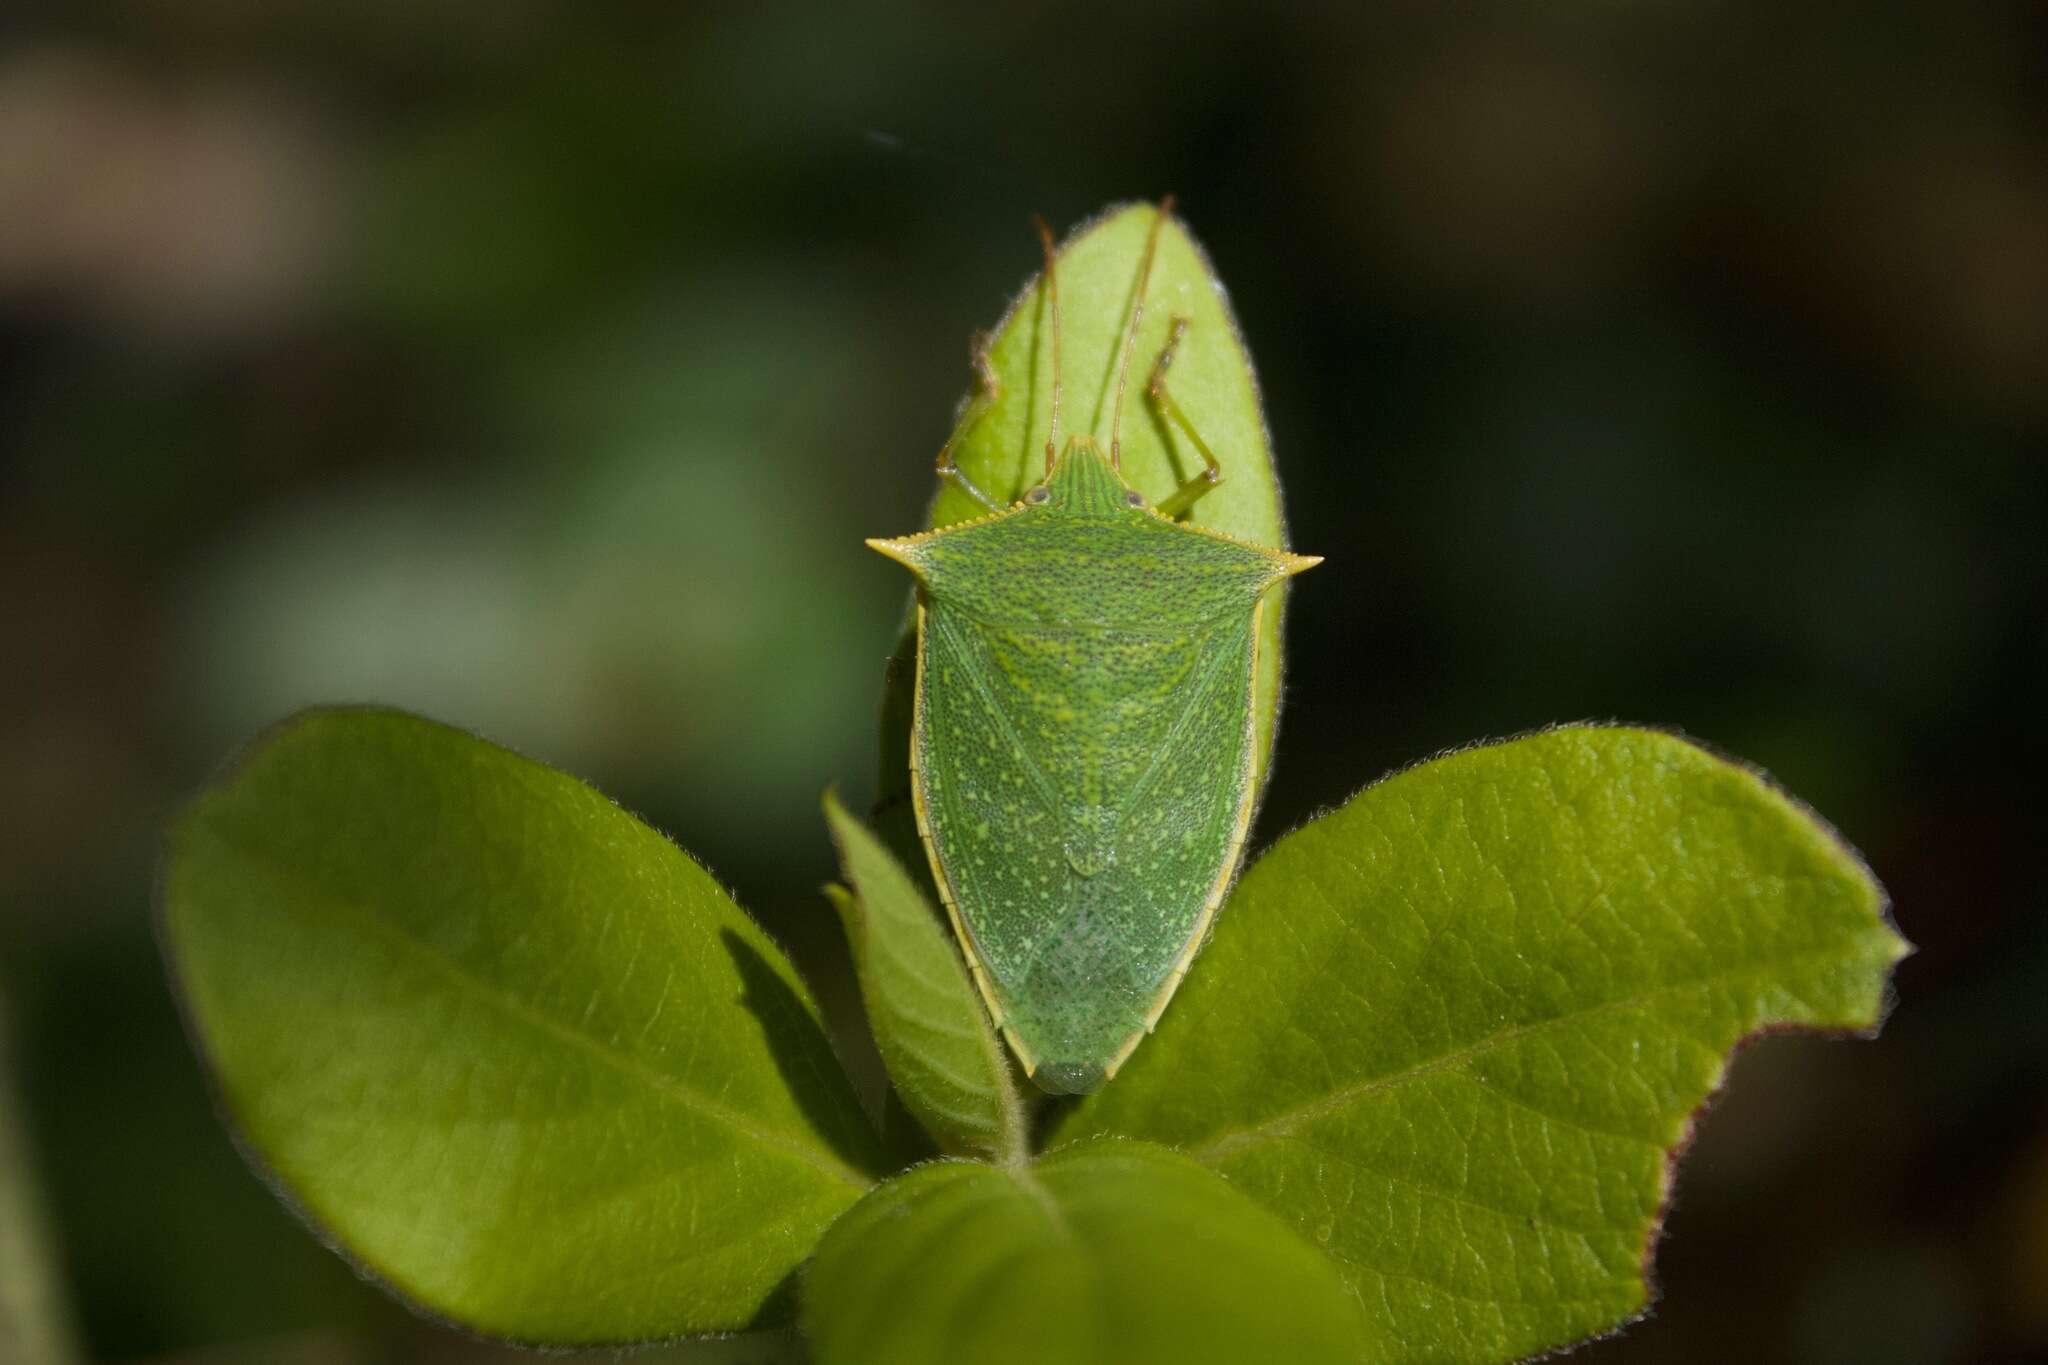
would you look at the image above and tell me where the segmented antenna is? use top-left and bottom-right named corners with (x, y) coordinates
top-left (1032, 214), bottom-right (1064, 476)
top-left (1109, 195), bottom-right (1175, 469)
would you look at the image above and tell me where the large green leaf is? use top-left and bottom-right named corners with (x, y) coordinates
top-left (161, 707), bottom-right (882, 1345)
top-left (877, 202), bottom-right (1300, 872)
top-left (1061, 726), bottom-right (1909, 1363)
top-left (822, 789), bottom-right (1025, 1163)
top-left (801, 1138), bottom-right (1366, 1365)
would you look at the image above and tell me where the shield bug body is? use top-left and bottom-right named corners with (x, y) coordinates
top-left (870, 203), bottom-right (1318, 1095)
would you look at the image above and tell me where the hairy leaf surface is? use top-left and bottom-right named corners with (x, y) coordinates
top-left (1061, 726), bottom-right (1908, 1363)
top-left (162, 708), bottom-right (881, 1344)
top-left (802, 1139), bottom-right (1366, 1365)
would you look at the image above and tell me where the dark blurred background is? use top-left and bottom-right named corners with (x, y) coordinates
top-left (1, 3), bottom-right (2043, 1362)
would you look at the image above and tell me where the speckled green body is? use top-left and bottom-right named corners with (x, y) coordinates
top-left (872, 440), bottom-right (1314, 1094)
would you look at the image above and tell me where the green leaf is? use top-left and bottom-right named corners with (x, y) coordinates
top-left (801, 1139), bottom-right (1366, 1365)
top-left (822, 789), bottom-right (1026, 1163)
top-left (877, 203), bottom-right (1300, 870)
top-left (1061, 725), bottom-right (1909, 1364)
top-left (161, 707), bottom-right (883, 1345)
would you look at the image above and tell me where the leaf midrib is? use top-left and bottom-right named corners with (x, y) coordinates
top-left (203, 821), bottom-right (877, 1192)
top-left (1186, 939), bottom-right (1883, 1166)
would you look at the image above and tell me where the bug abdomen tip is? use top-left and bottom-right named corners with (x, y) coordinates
top-left (1031, 1059), bottom-right (1108, 1096)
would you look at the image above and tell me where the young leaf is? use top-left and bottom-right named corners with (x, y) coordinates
top-left (161, 708), bottom-right (883, 1345)
top-left (1060, 726), bottom-right (1909, 1364)
top-left (801, 1139), bottom-right (1366, 1365)
top-left (877, 203), bottom-right (1301, 869)
top-left (822, 789), bottom-right (1026, 1163)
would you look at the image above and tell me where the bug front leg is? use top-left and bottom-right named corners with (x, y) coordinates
top-left (1146, 316), bottom-right (1224, 520)
top-left (934, 331), bottom-right (1004, 512)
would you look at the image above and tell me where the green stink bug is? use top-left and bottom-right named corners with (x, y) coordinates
top-left (871, 202), bottom-right (1319, 1095)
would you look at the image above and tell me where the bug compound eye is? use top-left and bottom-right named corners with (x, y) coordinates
top-left (1024, 487), bottom-right (1051, 505)
top-left (1125, 490), bottom-right (1147, 508)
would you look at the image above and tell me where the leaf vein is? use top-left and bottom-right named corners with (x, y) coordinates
top-left (1187, 943), bottom-right (1863, 1165)
top-left (218, 829), bottom-right (877, 1192)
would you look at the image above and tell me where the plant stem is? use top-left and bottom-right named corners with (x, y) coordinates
top-left (0, 995), bottom-right (81, 1365)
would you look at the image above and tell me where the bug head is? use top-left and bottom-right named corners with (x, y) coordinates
top-left (1020, 436), bottom-right (1139, 518)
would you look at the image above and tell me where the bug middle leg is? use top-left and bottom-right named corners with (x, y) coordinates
top-left (1145, 316), bottom-right (1224, 520)
top-left (934, 331), bottom-right (1004, 512)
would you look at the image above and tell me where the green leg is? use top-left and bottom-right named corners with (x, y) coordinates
top-left (1146, 316), bottom-right (1223, 520)
top-left (935, 331), bottom-right (1004, 512)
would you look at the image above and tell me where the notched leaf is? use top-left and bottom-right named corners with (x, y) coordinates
top-left (823, 789), bottom-right (1026, 1164)
top-left (1061, 724), bottom-right (1909, 1365)
top-left (161, 707), bottom-right (882, 1346)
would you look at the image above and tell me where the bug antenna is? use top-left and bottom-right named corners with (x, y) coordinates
top-left (1109, 194), bottom-right (1175, 470)
top-left (1033, 214), bottom-right (1064, 476)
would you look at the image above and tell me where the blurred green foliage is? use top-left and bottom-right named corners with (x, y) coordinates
top-left (1, 3), bottom-right (2042, 1362)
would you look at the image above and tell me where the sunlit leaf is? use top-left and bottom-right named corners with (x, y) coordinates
top-left (802, 1139), bottom-right (1365, 1365)
top-left (1062, 725), bottom-right (1909, 1363)
top-left (162, 708), bottom-right (882, 1344)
